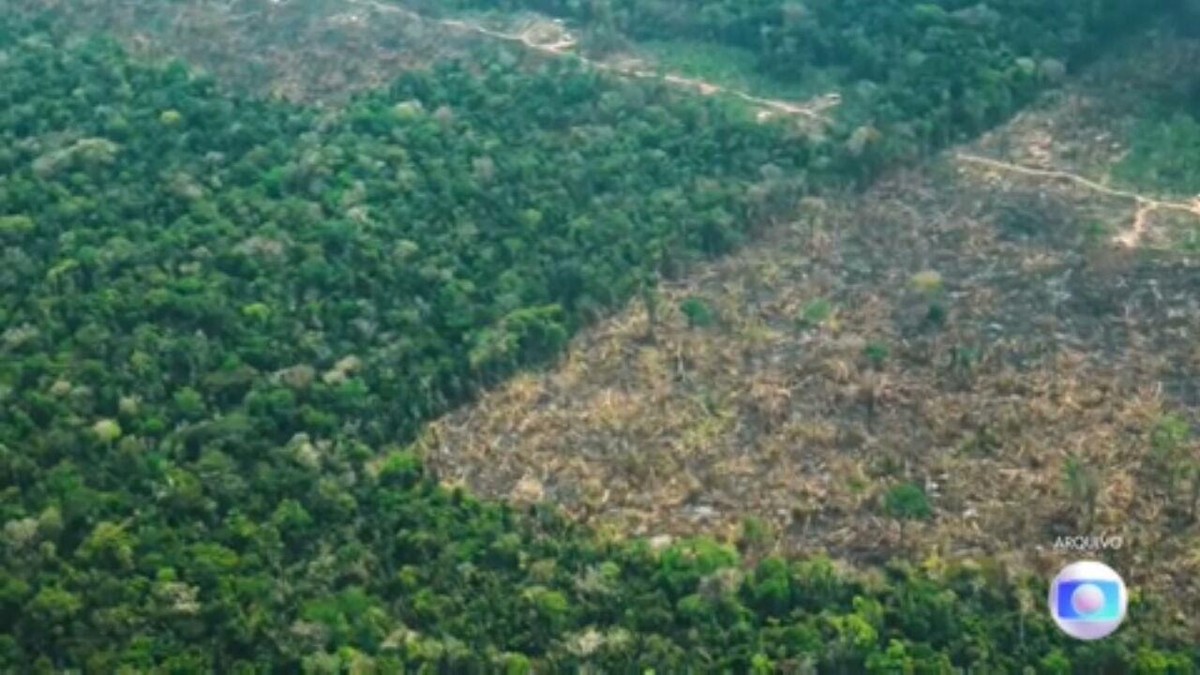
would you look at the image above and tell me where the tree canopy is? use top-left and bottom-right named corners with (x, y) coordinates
top-left (0, 5), bottom-right (1195, 672)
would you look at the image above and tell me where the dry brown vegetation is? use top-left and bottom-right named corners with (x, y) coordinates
top-left (419, 34), bottom-right (1200, 626)
top-left (20, 0), bottom-right (841, 128)
top-left (17, 0), bottom-right (1199, 634)
top-left (18, 0), bottom-right (483, 103)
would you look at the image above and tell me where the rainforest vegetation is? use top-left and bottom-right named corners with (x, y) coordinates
top-left (428, 0), bottom-right (1154, 154)
top-left (1, 3), bottom-right (1196, 672)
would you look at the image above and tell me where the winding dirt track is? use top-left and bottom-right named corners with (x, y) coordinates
top-left (344, 1), bottom-right (1199, 249)
top-left (345, 0), bottom-right (841, 124)
top-left (956, 153), bottom-right (1200, 248)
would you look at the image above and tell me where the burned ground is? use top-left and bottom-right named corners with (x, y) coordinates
top-left (419, 30), bottom-right (1200, 636)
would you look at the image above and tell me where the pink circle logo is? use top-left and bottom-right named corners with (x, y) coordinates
top-left (1049, 561), bottom-right (1127, 640)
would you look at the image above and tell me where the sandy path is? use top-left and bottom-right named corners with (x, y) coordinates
top-left (956, 152), bottom-right (1200, 248)
top-left (338, 0), bottom-right (1200, 250)
top-left (345, 0), bottom-right (840, 124)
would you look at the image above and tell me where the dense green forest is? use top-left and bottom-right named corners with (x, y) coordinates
top-left (426, 0), bottom-right (1157, 157)
top-left (1, 4), bottom-right (1197, 673)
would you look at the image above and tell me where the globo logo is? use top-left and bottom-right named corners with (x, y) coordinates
top-left (1048, 560), bottom-right (1127, 640)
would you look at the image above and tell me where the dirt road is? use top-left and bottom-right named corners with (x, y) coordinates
top-left (345, 0), bottom-right (840, 125)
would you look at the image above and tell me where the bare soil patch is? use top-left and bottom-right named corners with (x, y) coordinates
top-left (15, 0), bottom-right (1200, 639)
top-left (16, 0), bottom-right (482, 103)
top-left (419, 32), bottom-right (1200, 635)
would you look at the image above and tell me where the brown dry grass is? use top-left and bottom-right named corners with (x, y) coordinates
top-left (15, 0), bottom-right (483, 104)
top-left (21, 0), bottom-right (1199, 635)
top-left (419, 34), bottom-right (1200, 630)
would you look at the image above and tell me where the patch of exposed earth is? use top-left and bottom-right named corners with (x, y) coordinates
top-left (418, 30), bottom-right (1200, 637)
top-left (14, 0), bottom-right (1200, 638)
top-left (16, 0), bottom-right (841, 129)
top-left (15, 0), bottom-right (484, 103)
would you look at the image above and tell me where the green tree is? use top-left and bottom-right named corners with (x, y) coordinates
top-left (884, 482), bottom-right (932, 547)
